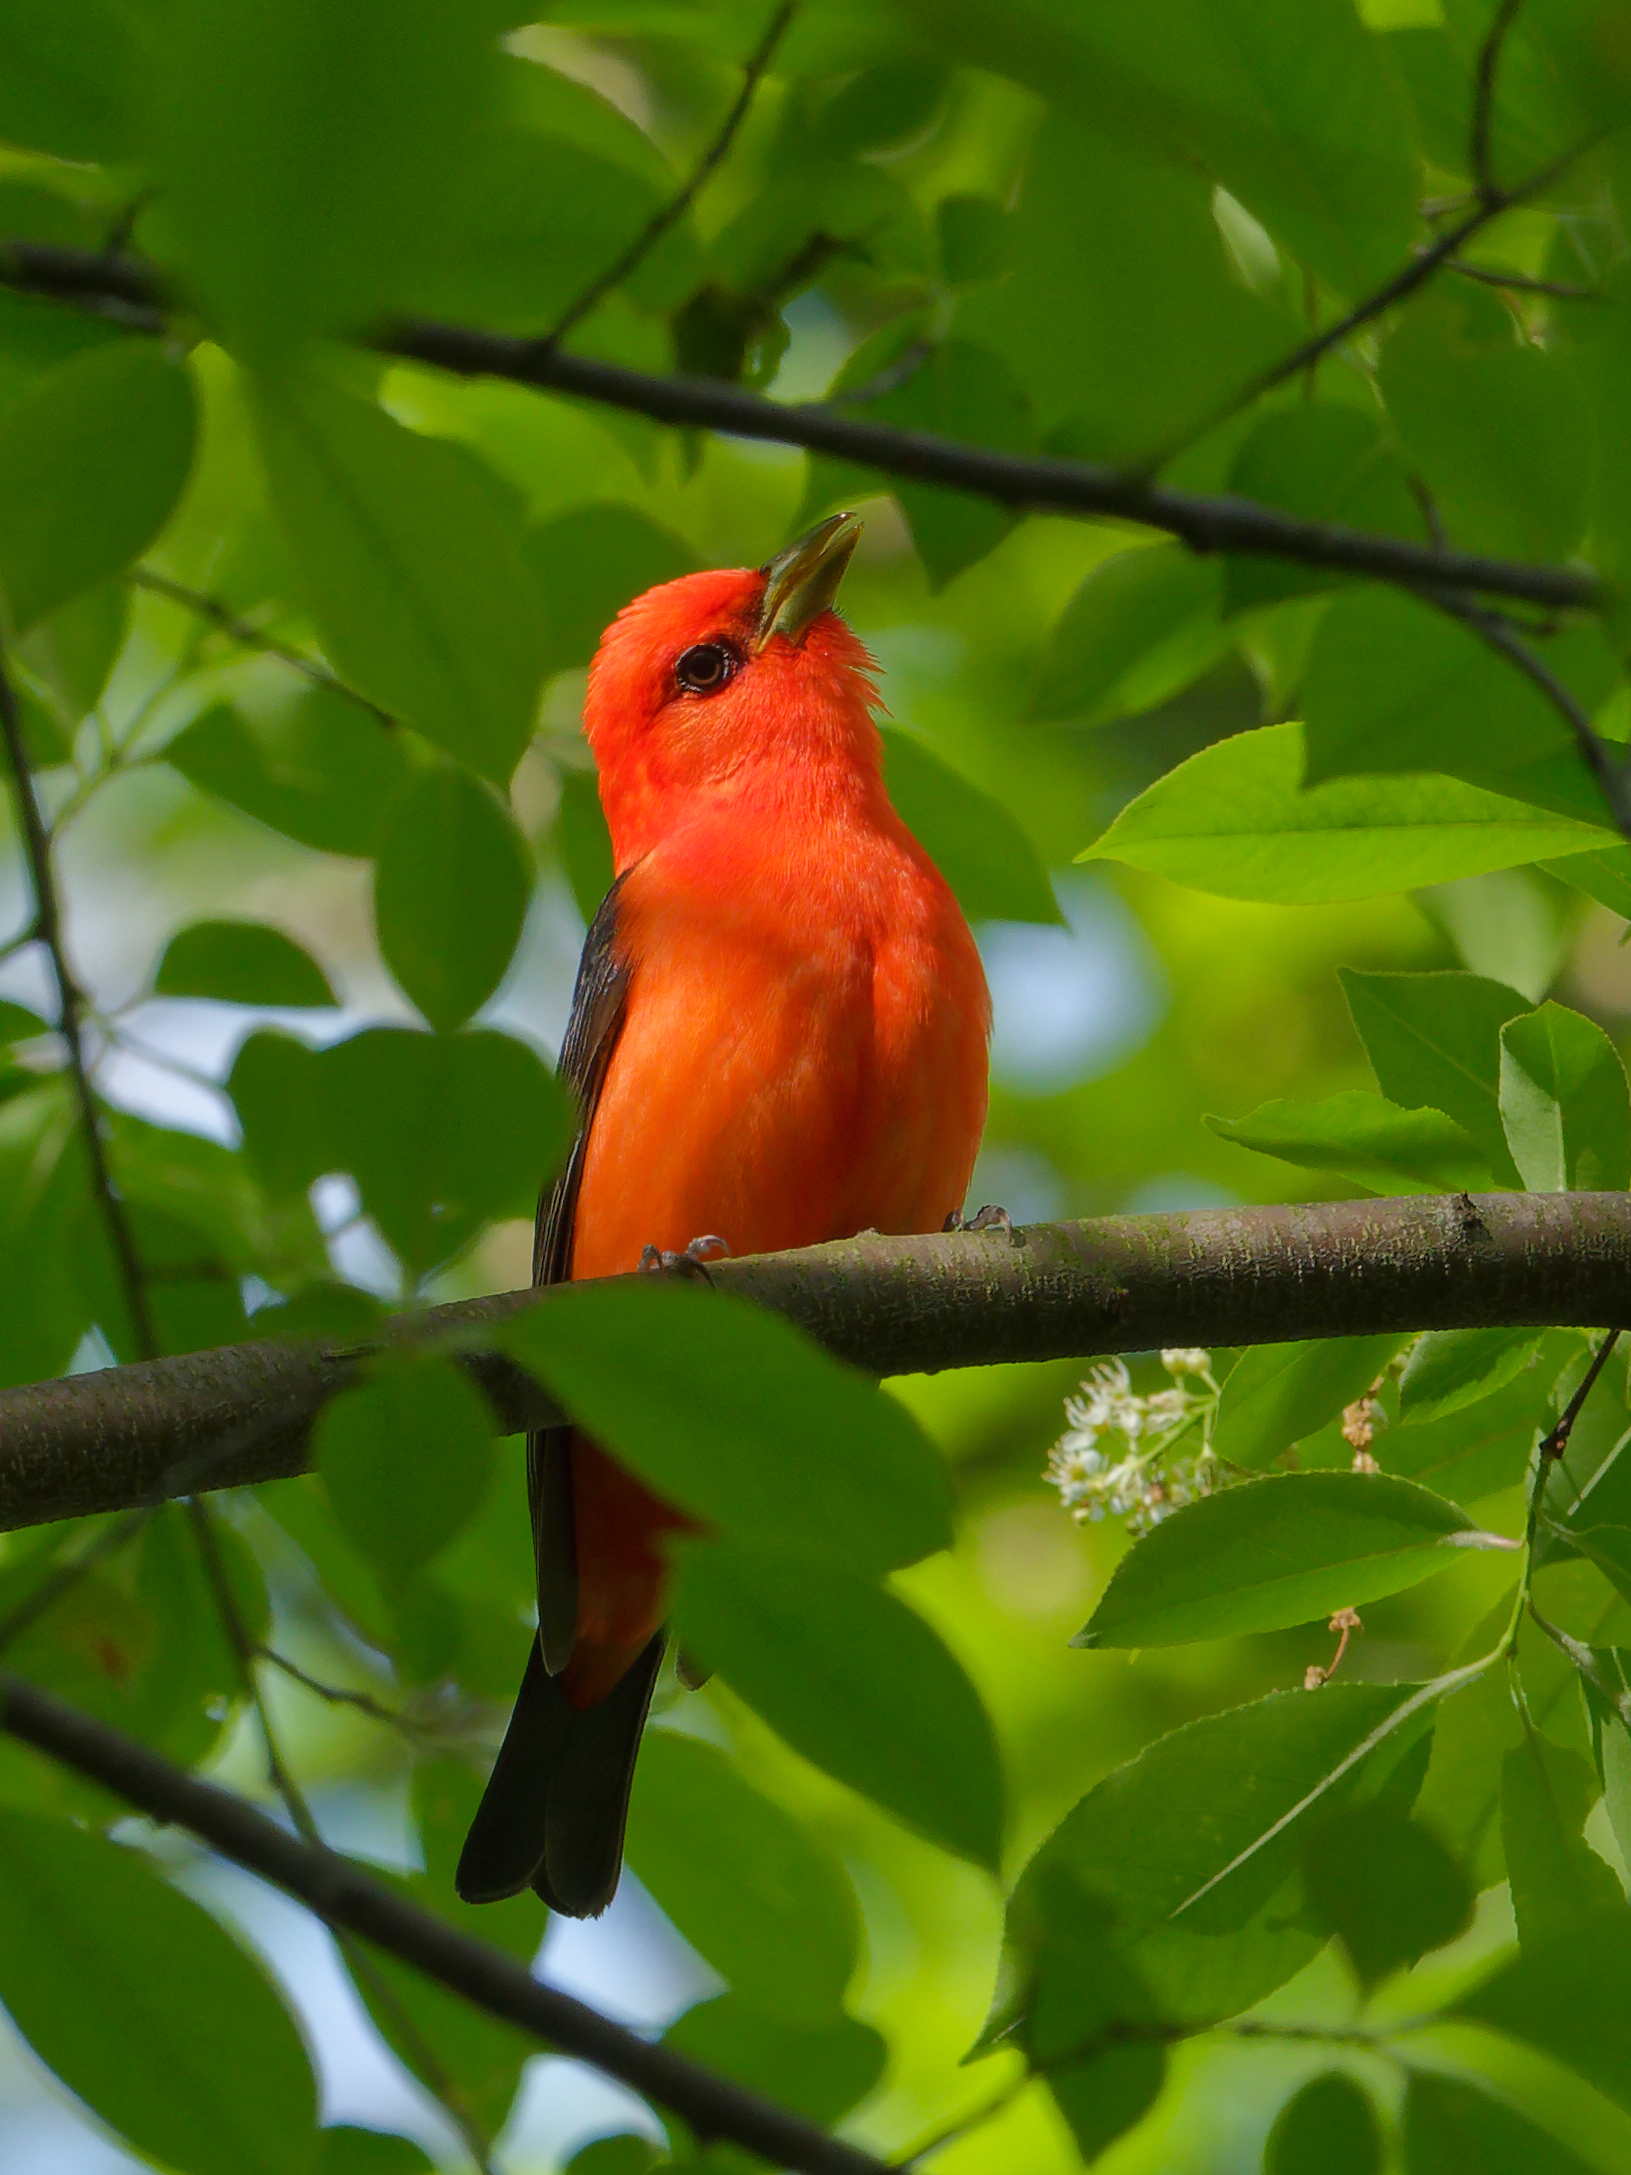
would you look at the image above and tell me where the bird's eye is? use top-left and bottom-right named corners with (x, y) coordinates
top-left (674, 641), bottom-right (740, 695)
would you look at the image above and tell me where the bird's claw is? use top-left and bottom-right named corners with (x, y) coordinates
top-left (637, 1233), bottom-right (731, 1281)
top-left (944, 1202), bottom-right (1017, 1246)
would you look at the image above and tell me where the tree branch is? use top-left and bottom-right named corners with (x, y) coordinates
top-left (0, 241), bottom-right (1598, 615)
top-left (0, 644), bottom-right (158, 1360)
top-left (1472, 0), bottom-right (1527, 204)
top-left (1425, 586), bottom-right (1631, 841)
top-left (3, 1191), bottom-right (1631, 1534)
top-left (0, 1670), bottom-right (888, 2175)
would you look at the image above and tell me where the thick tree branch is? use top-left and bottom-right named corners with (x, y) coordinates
top-left (0, 241), bottom-right (1598, 615)
top-left (0, 1671), bottom-right (887, 2175)
top-left (3, 1192), bottom-right (1630, 1535)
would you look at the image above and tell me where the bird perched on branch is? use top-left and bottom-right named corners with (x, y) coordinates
top-left (457, 512), bottom-right (991, 1916)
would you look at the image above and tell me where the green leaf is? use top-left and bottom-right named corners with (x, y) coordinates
top-left (626, 1731), bottom-right (860, 2023)
top-left (374, 765), bottom-right (532, 1032)
top-left (0, 1812), bottom-right (317, 2175)
top-left (1543, 844), bottom-right (1631, 922)
top-left (553, 766), bottom-right (615, 928)
top-left (155, 920), bottom-right (337, 1008)
top-left (1404, 2074), bottom-right (1601, 2175)
top-left (1416, 867), bottom-right (1579, 1005)
top-left (1399, 1329), bottom-right (1550, 1425)
top-left (817, 57), bottom-right (950, 152)
top-left (1029, 544), bottom-right (1227, 726)
top-left (1502, 1728), bottom-right (1630, 1949)
top-left (1380, 285), bottom-right (1591, 563)
top-left (315, 1351), bottom-right (496, 1585)
top-left (228, 1030), bottom-right (331, 1199)
top-left (522, 505), bottom-right (698, 682)
top-left (317, 2130), bottom-right (438, 2175)
top-left (958, 112), bottom-right (1288, 449)
top-left (147, 0), bottom-right (491, 358)
top-left (253, 375), bottom-right (549, 783)
top-left (1212, 1334), bottom-right (1410, 1472)
top-left (1382, 1372), bottom-right (1547, 1506)
top-left (1567, 1527), bottom-right (1631, 1613)
top-left (869, 342), bottom-right (1036, 590)
top-left (1013, 1681), bottom-right (1427, 1948)
top-left (499, 1280), bottom-right (951, 1575)
top-left (1499, 1001), bottom-right (1631, 1192)
top-left (1266, 2073), bottom-right (1383, 2175)
top-left (665, 1998), bottom-right (885, 2127)
top-left (1079, 725), bottom-right (1611, 904)
top-left (880, 729), bottom-right (1061, 926)
top-left (1302, 1806), bottom-right (1472, 1986)
top-left (17, 580), bottom-right (130, 729)
top-left (1047, 2043), bottom-right (1167, 2165)
top-left (917, 0), bottom-right (1417, 296)
top-left (1340, 967), bottom-right (1532, 1184)
top-left (1302, 588), bottom-right (1619, 821)
top-left (1458, 1916), bottom-right (1631, 2115)
top-left (1206, 1091), bottom-right (1496, 1196)
top-left (320, 1027), bottom-right (570, 1273)
top-left (1074, 1472), bottom-right (1504, 1650)
top-left (1223, 406), bottom-right (1422, 614)
top-left (412, 127), bottom-right (702, 334)
top-left (937, 193), bottom-right (1010, 287)
top-left (0, 344), bottom-right (196, 635)
top-left (0, 1000), bottom-right (49, 1046)
top-left (165, 690), bottom-right (411, 858)
top-left (0, 0), bottom-right (136, 161)
top-left (672, 1541), bottom-right (1004, 1869)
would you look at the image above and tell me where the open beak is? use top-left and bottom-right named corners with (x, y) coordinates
top-left (754, 512), bottom-right (863, 651)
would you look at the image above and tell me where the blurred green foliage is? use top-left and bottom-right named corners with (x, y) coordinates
top-left (0, 0), bottom-right (1628, 2170)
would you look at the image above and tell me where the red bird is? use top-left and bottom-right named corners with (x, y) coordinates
top-left (457, 514), bottom-right (991, 1915)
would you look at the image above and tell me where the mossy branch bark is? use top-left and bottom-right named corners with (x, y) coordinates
top-left (1, 1191), bottom-right (1627, 1534)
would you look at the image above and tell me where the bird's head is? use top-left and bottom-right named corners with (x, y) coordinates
top-left (583, 513), bottom-right (879, 865)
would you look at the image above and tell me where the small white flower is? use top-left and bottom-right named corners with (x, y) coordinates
top-left (1161, 1348), bottom-right (1211, 1379)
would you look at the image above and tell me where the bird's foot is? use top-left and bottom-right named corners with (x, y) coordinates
top-left (944, 1203), bottom-right (1017, 1245)
top-left (637, 1233), bottom-right (731, 1282)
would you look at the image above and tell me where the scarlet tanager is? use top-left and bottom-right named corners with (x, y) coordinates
top-left (457, 513), bottom-right (991, 1915)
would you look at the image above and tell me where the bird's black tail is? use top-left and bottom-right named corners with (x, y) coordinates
top-left (455, 1631), bottom-right (665, 1916)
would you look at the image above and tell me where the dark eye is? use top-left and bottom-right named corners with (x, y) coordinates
top-left (675, 641), bottom-right (740, 694)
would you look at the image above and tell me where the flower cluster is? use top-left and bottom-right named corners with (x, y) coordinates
top-left (1044, 1350), bottom-right (1221, 1536)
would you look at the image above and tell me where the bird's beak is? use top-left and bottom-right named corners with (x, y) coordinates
top-left (755, 512), bottom-right (863, 651)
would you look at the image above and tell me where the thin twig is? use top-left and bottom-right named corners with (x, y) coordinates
top-left (256, 1645), bottom-right (415, 1734)
top-left (0, 1510), bottom-right (157, 1661)
top-left (1448, 258), bottom-right (1598, 299)
top-left (1157, 136), bottom-right (1586, 466)
top-left (544, 0), bottom-right (797, 347)
top-left (1472, 0), bottom-right (1527, 204)
top-left (1508, 1329), bottom-right (1622, 1653)
top-left (131, 569), bottom-right (396, 727)
top-left (1426, 590), bottom-right (1631, 844)
top-left (187, 1498), bottom-right (500, 2173)
top-left (0, 642), bottom-right (157, 1359)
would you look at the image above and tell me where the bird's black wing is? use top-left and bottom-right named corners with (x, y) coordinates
top-left (457, 871), bottom-right (661, 1917)
top-left (528, 871), bottom-right (632, 1670)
